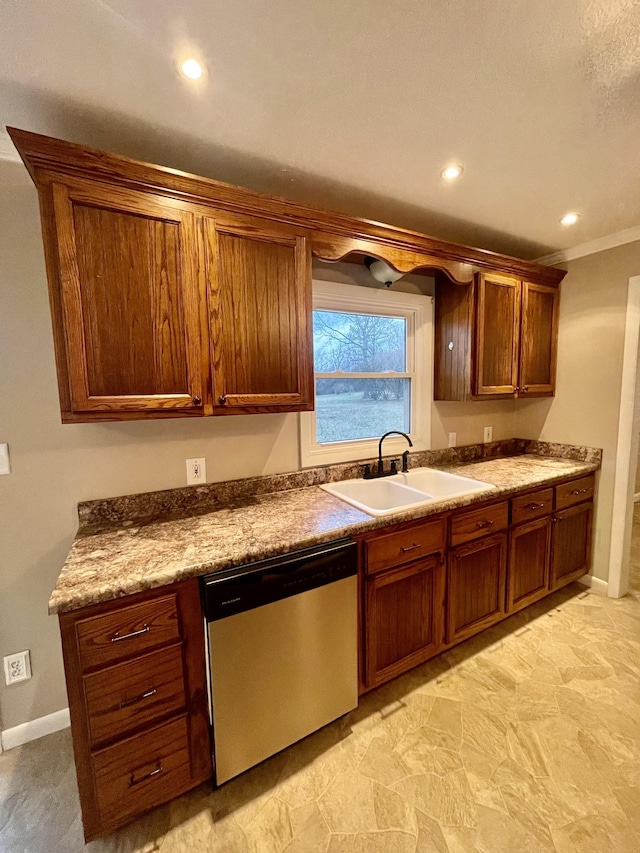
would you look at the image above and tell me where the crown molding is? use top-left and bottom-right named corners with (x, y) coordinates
top-left (536, 225), bottom-right (640, 265)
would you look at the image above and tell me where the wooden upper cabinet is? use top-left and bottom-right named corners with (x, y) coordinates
top-left (518, 281), bottom-right (559, 397)
top-left (474, 272), bottom-right (520, 396)
top-left (51, 181), bottom-right (205, 418)
top-left (203, 212), bottom-right (313, 412)
top-left (435, 271), bottom-right (559, 401)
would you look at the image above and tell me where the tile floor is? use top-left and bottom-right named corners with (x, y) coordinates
top-left (2, 516), bottom-right (640, 853)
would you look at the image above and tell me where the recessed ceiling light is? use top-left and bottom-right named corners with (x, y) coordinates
top-left (560, 212), bottom-right (579, 226)
top-left (180, 58), bottom-right (203, 80)
top-left (441, 164), bottom-right (464, 181)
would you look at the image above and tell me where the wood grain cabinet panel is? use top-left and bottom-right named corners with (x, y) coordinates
top-left (52, 181), bottom-right (204, 416)
top-left (450, 501), bottom-right (509, 547)
top-left (365, 518), bottom-right (446, 575)
top-left (76, 595), bottom-right (181, 671)
top-left (475, 273), bottom-right (520, 396)
top-left (203, 212), bottom-right (314, 412)
top-left (511, 488), bottom-right (554, 526)
top-left (550, 502), bottom-right (593, 590)
top-left (555, 475), bottom-right (595, 511)
top-left (365, 555), bottom-right (444, 688)
top-left (83, 643), bottom-right (186, 746)
top-left (447, 533), bottom-right (507, 644)
top-left (507, 517), bottom-right (551, 613)
top-left (518, 282), bottom-right (559, 396)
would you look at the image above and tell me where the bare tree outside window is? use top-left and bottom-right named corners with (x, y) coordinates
top-left (313, 310), bottom-right (411, 443)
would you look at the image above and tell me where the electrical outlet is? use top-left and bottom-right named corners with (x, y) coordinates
top-left (448, 432), bottom-right (457, 448)
top-left (483, 426), bottom-right (493, 444)
top-left (4, 650), bottom-right (31, 686)
top-left (186, 457), bottom-right (206, 485)
top-left (0, 443), bottom-right (10, 475)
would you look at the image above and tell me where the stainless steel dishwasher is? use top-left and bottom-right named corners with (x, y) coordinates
top-left (201, 538), bottom-right (358, 784)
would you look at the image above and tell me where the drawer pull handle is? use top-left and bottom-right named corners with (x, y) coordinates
top-left (525, 502), bottom-right (543, 510)
top-left (130, 762), bottom-right (163, 787)
top-left (111, 624), bottom-right (150, 643)
top-left (400, 543), bottom-right (422, 553)
top-left (119, 688), bottom-right (157, 710)
top-left (476, 520), bottom-right (494, 529)
top-left (572, 488), bottom-right (588, 495)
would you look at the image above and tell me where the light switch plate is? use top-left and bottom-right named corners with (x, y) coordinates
top-left (0, 443), bottom-right (10, 475)
top-left (448, 432), bottom-right (457, 448)
top-left (483, 426), bottom-right (493, 444)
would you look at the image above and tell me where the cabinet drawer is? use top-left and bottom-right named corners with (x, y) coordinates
top-left (84, 644), bottom-right (186, 746)
top-left (555, 475), bottom-right (595, 511)
top-left (511, 488), bottom-right (553, 525)
top-left (450, 501), bottom-right (508, 547)
top-left (93, 715), bottom-right (191, 829)
top-left (77, 595), bottom-right (180, 671)
top-left (366, 518), bottom-right (446, 574)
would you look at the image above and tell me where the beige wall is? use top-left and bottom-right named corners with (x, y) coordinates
top-left (0, 171), bottom-right (517, 730)
top-left (515, 242), bottom-right (640, 581)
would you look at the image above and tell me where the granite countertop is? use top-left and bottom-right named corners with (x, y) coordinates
top-left (49, 451), bottom-right (599, 615)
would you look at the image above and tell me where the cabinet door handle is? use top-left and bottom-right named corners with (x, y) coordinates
top-left (525, 502), bottom-right (543, 510)
top-left (523, 385), bottom-right (529, 392)
top-left (218, 395), bottom-right (227, 405)
top-left (400, 543), bottom-right (422, 553)
top-left (476, 520), bottom-right (494, 529)
top-left (130, 762), bottom-right (163, 787)
top-left (111, 624), bottom-right (150, 643)
top-left (119, 688), bottom-right (157, 710)
top-left (572, 488), bottom-right (588, 495)
top-left (192, 396), bottom-right (202, 405)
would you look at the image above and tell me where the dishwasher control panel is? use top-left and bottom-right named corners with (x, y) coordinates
top-left (202, 538), bottom-right (357, 621)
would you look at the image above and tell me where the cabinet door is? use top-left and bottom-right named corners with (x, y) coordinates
top-left (447, 533), bottom-right (507, 644)
top-left (518, 282), bottom-right (559, 396)
top-left (203, 213), bottom-right (313, 412)
top-left (474, 273), bottom-right (520, 396)
top-left (365, 556), bottom-right (444, 689)
top-left (507, 517), bottom-right (551, 613)
top-left (550, 502), bottom-right (593, 590)
top-left (52, 182), bottom-right (204, 415)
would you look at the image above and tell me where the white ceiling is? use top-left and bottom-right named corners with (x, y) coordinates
top-left (1, 0), bottom-right (639, 259)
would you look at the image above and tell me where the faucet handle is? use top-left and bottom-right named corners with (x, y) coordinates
top-left (389, 458), bottom-right (400, 475)
top-left (360, 463), bottom-right (372, 480)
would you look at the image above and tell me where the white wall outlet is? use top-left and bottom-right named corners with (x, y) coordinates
top-left (0, 443), bottom-right (10, 475)
top-left (4, 650), bottom-right (31, 686)
top-left (186, 457), bottom-right (206, 485)
top-left (483, 426), bottom-right (493, 444)
top-left (448, 432), bottom-right (457, 448)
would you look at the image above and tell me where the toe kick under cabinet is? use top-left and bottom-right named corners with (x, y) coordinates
top-left (358, 472), bottom-right (595, 691)
top-left (58, 578), bottom-right (210, 842)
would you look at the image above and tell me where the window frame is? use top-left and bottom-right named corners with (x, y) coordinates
top-left (299, 279), bottom-right (433, 467)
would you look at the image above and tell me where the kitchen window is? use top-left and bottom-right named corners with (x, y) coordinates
top-left (299, 280), bottom-right (432, 466)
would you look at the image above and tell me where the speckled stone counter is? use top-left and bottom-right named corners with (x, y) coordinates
top-left (49, 447), bottom-right (599, 615)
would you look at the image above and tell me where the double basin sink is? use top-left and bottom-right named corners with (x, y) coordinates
top-left (321, 467), bottom-right (496, 517)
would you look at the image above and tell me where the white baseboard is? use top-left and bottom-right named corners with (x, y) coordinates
top-left (577, 574), bottom-right (609, 595)
top-left (1, 707), bottom-right (70, 751)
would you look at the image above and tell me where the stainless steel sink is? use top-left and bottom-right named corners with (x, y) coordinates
top-left (320, 467), bottom-right (495, 517)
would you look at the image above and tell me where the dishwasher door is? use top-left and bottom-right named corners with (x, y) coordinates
top-left (203, 540), bottom-right (358, 784)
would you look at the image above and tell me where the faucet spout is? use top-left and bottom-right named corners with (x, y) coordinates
top-left (376, 431), bottom-right (413, 477)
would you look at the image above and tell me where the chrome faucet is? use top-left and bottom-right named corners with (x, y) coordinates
top-left (361, 431), bottom-right (413, 479)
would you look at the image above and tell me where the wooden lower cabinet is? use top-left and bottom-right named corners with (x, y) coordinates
top-left (59, 579), bottom-right (211, 842)
top-left (507, 516), bottom-right (552, 613)
top-left (550, 502), bottom-right (593, 590)
top-left (365, 555), bottom-right (445, 689)
top-left (446, 532), bottom-right (507, 644)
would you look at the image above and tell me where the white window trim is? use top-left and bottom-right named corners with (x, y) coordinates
top-left (299, 279), bottom-right (433, 468)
